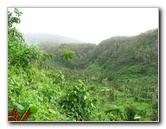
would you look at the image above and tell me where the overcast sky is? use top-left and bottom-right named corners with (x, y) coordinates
top-left (9, 8), bottom-right (158, 44)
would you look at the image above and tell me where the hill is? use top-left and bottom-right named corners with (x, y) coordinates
top-left (38, 29), bottom-right (158, 80)
top-left (89, 29), bottom-right (158, 80)
top-left (23, 33), bottom-right (84, 44)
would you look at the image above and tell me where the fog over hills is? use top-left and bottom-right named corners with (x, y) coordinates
top-left (23, 33), bottom-right (84, 44)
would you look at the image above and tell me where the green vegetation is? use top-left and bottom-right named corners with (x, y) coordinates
top-left (8, 8), bottom-right (159, 122)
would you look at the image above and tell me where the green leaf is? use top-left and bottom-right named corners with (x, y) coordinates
top-left (20, 100), bottom-right (30, 108)
top-left (84, 96), bottom-right (87, 100)
top-left (74, 98), bottom-right (77, 102)
top-left (13, 102), bottom-right (24, 110)
top-left (30, 106), bottom-right (38, 114)
top-left (48, 109), bottom-right (56, 114)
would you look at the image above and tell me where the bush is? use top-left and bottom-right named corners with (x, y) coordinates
top-left (125, 104), bottom-right (137, 121)
top-left (59, 80), bottom-right (97, 121)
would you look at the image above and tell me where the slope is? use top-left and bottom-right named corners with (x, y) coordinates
top-left (24, 33), bottom-right (84, 44)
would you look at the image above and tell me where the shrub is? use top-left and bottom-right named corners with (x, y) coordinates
top-left (59, 80), bottom-right (97, 121)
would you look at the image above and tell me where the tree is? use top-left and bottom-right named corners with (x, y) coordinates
top-left (8, 8), bottom-right (24, 43)
top-left (8, 8), bottom-right (48, 68)
top-left (61, 48), bottom-right (75, 60)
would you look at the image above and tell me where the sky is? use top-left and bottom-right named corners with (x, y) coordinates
top-left (9, 8), bottom-right (158, 44)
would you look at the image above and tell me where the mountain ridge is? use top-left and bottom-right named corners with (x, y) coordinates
top-left (23, 33), bottom-right (84, 44)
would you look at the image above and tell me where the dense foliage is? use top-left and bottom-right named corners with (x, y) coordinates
top-left (8, 8), bottom-right (159, 122)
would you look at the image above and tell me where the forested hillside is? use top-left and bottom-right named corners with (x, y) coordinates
top-left (8, 8), bottom-right (159, 122)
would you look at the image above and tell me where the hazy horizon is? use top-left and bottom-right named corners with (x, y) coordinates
top-left (8, 8), bottom-right (159, 44)
top-left (22, 28), bottom-right (158, 44)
